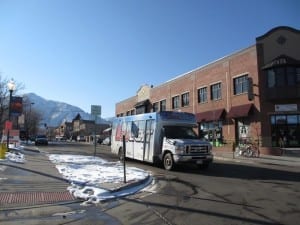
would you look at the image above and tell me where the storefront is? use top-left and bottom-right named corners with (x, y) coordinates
top-left (270, 113), bottom-right (300, 147)
top-left (196, 109), bottom-right (225, 146)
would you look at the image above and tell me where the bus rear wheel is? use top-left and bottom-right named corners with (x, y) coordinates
top-left (163, 153), bottom-right (174, 170)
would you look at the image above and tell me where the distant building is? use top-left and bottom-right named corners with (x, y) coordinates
top-left (55, 113), bottom-right (110, 141)
top-left (115, 26), bottom-right (300, 155)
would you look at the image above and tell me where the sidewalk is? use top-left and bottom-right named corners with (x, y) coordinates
top-left (213, 147), bottom-right (300, 167)
top-left (0, 147), bottom-right (150, 209)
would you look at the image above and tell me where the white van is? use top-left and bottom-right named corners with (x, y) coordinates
top-left (111, 111), bottom-right (213, 170)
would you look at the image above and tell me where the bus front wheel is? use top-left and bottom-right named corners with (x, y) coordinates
top-left (163, 153), bottom-right (174, 170)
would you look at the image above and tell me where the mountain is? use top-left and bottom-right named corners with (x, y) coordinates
top-left (23, 93), bottom-right (111, 127)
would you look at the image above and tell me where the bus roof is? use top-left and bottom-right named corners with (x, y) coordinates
top-left (113, 111), bottom-right (196, 124)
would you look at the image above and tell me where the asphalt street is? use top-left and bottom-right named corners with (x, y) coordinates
top-left (0, 142), bottom-right (299, 225)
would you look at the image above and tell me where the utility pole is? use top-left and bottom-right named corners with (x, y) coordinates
top-left (91, 105), bottom-right (101, 157)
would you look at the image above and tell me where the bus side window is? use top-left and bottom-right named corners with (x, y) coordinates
top-left (125, 121), bottom-right (131, 140)
top-left (138, 120), bottom-right (146, 142)
top-left (132, 121), bottom-right (139, 138)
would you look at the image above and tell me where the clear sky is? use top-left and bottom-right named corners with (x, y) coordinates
top-left (0, 0), bottom-right (299, 118)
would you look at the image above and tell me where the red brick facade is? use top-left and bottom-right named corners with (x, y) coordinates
top-left (116, 26), bottom-right (300, 154)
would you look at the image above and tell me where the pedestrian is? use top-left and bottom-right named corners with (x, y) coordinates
top-left (283, 135), bottom-right (287, 147)
top-left (278, 136), bottom-right (284, 148)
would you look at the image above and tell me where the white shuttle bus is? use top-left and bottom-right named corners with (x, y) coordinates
top-left (111, 111), bottom-right (213, 170)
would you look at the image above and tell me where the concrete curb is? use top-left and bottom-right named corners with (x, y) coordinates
top-left (100, 175), bottom-right (152, 193)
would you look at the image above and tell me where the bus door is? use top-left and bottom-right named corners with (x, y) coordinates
top-left (143, 119), bottom-right (155, 162)
top-left (132, 120), bottom-right (145, 161)
top-left (125, 121), bottom-right (134, 158)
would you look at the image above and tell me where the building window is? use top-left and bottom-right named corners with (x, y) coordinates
top-left (153, 102), bottom-right (159, 112)
top-left (276, 67), bottom-right (285, 87)
top-left (160, 99), bottom-right (166, 111)
top-left (172, 95), bottom-right (180, 109)
top-left (267, 70), bottom-right (276, 87)
top-left (267, 66), bottom-right (300, 88)
top-left (234, 74), bottom-right (248, 95)
top-left (270, 114), bottom-right (300, 147)
top-left (297, 68), bottom-right (300, 82)
top-left (130, 109), bottom-right (135, 115)
top-left (181, 92), bottom-right (189, 107)
top-left (198, 87), bottom-right (207, 103)
top-left (211, 83), bottom-right (221, 100)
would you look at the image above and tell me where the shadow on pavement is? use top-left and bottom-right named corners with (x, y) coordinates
top-left (175, 162), bottom-right (300, 182)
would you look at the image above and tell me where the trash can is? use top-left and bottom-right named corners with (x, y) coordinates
top-left (0, 143), bottom-right (7, 159)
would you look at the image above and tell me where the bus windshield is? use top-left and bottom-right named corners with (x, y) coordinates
top-left (164, 126), bottom-right (198, 139)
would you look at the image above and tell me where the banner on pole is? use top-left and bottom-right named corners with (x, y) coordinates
top-left (11, 96), bottom-right (23, 116)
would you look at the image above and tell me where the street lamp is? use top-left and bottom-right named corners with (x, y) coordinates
top-left (6, 79), bottom-right (16, 149)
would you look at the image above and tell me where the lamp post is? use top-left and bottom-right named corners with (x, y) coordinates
top-left (6, 79), bottom-right (16, 149)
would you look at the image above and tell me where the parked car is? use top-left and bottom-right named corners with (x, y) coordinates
top-left (97, 137), bottom-right (104, 144)
top-left (102, 137), bottom-right (111, 145)
top-left (29, 136), bottom-right (36, 142)
top-left (77, 135), bottom-right (86, 142)
top-left (35, 135), bottom-right (48, 146)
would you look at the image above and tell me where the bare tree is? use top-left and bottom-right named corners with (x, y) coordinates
top-left (21, 96), bottom-right (42, 140)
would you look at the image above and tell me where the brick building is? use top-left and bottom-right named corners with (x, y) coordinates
top-left (116, 26), bottom-right (300, 155)
top-left (55, 113), bottom-right (110, 142)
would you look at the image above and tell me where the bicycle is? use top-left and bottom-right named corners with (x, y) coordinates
top-left (235, 143), bottom-right (259, 158)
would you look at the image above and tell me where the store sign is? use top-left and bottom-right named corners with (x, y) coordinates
top-left (275, 104), bottom-right (297, 112)
top-left (5, 121), bottom-right (12, 130)
top-left (1, 129), bottom-right (20, 147)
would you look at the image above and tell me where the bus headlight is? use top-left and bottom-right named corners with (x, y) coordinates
top-left (175, 145), bottom-right (185, 154)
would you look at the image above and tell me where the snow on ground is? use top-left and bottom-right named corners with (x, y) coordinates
top-left (48, 154), bottom-right (152, 204)
top-left (0, 147), bottom-right (26, 163)
top-left (0, 150), bottom-right (26, 181)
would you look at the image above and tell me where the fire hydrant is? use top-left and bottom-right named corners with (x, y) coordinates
top-left (0, 143), bottom-right (7, 159)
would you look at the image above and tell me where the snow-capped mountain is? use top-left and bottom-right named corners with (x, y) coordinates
top-left (24, 93), bottom-right (111, 127)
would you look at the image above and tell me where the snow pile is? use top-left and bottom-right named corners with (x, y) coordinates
top-left (49, 154), bottom-right (151, 204)
top-left (0, 150), bottom-right (25, 163)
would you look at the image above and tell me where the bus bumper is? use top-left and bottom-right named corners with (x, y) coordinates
top-left (173, 154), bottom-right (213, 165)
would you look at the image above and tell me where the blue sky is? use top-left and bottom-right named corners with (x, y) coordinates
top-left (0, 0), bottom-right (299, 118)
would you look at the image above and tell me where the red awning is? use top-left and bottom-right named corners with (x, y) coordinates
top-left (196, 109), bottom-right (225, 122)
top-left (227, 104), bottom-right (253, 118)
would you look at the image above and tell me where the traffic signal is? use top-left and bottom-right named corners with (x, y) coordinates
top-left (247, 77), bottom-right (254, 101)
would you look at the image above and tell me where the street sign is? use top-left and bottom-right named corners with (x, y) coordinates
top-left (91, 105), bottom-right (101, 116)
top-left (5, 121), bottom-right (12, 130)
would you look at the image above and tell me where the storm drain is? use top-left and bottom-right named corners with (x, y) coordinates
top-left (0, 191), bottom-right (77, 205)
